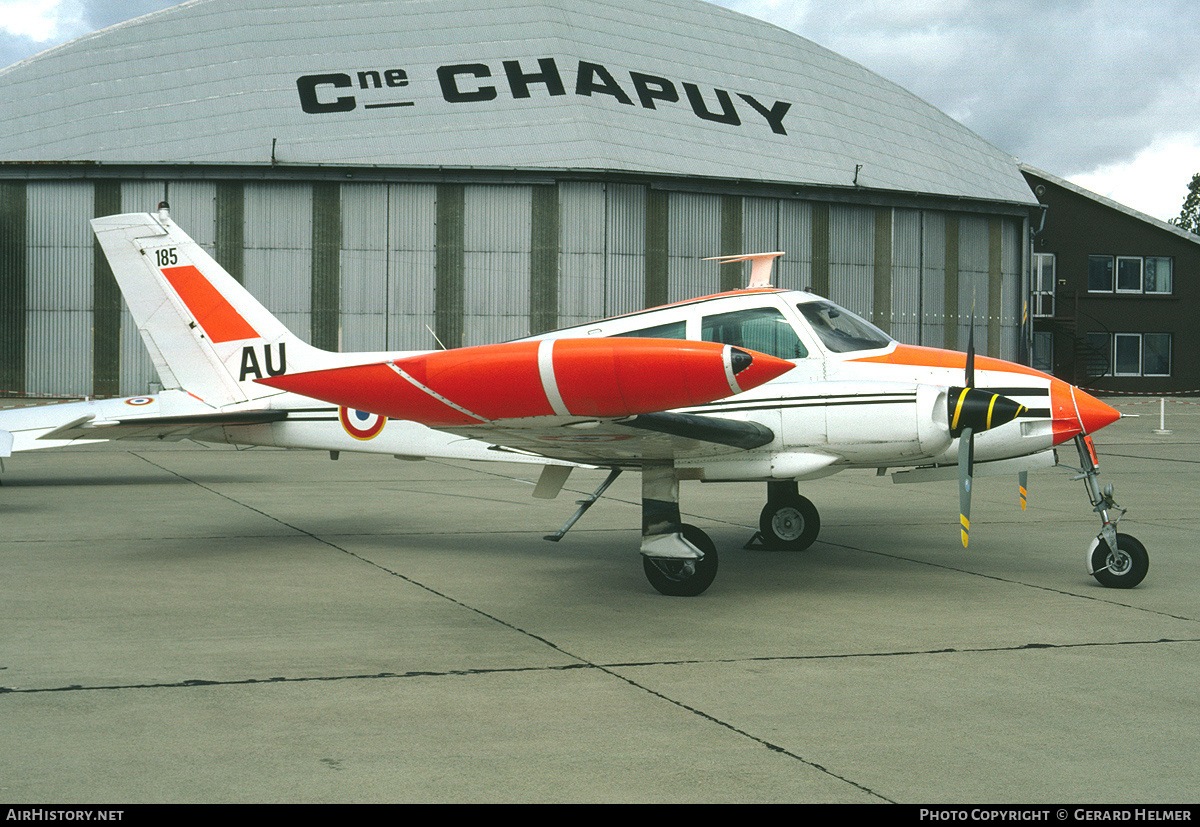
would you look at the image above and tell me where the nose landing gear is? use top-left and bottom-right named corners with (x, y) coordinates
top-left (1069, 434), bottom-right (1148, 588)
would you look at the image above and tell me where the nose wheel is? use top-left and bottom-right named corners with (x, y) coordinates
top-left (1087, 533), bottom-right (1149, 589)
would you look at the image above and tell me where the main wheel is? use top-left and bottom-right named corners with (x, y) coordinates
top-left (1087, 533), bottom-right (1149, 589)
top-left (642, 524), bottom-right (718, 597)
top-left (758, 495), bottom-right (820, 551)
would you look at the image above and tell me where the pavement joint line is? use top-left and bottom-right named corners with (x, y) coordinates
top-left (6, 636), bottom-right (1195, 697)
top-left (824, 539), bottom-right (1200, 624)
top-left (126, 451), bottom-right (895, 802)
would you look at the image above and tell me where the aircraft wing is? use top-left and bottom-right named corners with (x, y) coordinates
top-left (444, 410), bottom-right (777, 466)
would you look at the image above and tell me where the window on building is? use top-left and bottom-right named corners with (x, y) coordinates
top-left (1088, 256), bottom-right (1114, 291)
top-left (1083, 332), bottom-right (1171, 377)
top-left (1033, 254), bottom-right (1056, 317)
top-left (1116, 257), bottom-right (1143, 292)
top-left (1032, 330), bottom-right (1054, 373)
top-left (1145, 257), bottom-right (1173, 294)
top-left (1113, 333), bottom-right (1141, 375)
top-left (1142, 333), bottom-right (1172, 376)
top-left (1088, 255), bottom-right (1172, 295)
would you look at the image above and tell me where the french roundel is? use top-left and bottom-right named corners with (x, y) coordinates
top-left (339, 407), bottom-right (386, 440)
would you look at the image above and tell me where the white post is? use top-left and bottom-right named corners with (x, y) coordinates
top-left (1152, 397), bottom-right (1173, 435)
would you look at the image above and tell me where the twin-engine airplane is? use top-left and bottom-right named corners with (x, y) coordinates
top-left (1, 206), bottom-right (1144, 596)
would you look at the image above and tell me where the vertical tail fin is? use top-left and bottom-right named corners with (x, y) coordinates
top-left (91, 205), bottom-right (333, 407)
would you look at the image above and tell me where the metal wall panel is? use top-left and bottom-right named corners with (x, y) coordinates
top-left (742, 197), bottom-right (778, 260)
top-left (26, 312), bottom-right (91, 396)
top-left (828, 204), bottom-right (875, 318)
top-left (776, 199), bottom-right (814, 293)
top-left (999, 217), bottom-right (1022, 360)
top-left (243, 182), bottom-right (312, 343)
top-left (339, 183), bottom-right (389, 352)
top-left (958, 214), bottom-right (992, 356)
top-left (387, 183), bottom-right (438, 350)
top-left (667, 192), bottom-right (723, 303)
top-left (921, 212), bottom-right (947, 348)
top-left (24, 182), bottom-right (93, 395)
top-left (463, 185), bottom-right (530, 346)
top-left (603, 183), bottom-right (645, 318)
top-left (559, 181), bottom-right (607, 328)
top-left (891, 209), bottom-right (922, 345)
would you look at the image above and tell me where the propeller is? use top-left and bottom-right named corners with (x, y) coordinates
top-left (949, 315), bottom-right (1027, 547)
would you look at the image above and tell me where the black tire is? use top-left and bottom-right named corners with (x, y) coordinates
top-left (642, 524), bottom-right (719, 597)
top-left (1089, 533), bottom-right (1149, 589)
top-left (758, 495), bottom-right (820, 551)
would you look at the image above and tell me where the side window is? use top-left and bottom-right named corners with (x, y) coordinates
top-left (613, 320), bottom-right (686, 339)
top-left (700, 307), bottom-right (808, 359)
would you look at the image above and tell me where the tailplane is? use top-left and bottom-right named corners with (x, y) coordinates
top-left (91, 205), bottom-right (337, 408)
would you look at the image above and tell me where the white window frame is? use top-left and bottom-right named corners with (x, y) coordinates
top-left (1116, 257), bottom-right (1143, 293)
top-left (1113, 333), bottom-right (1142, 376)
top-left (1032, 253), bottom-right (1056, 318)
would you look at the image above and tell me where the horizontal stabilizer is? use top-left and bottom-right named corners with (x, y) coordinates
top-left (0, 429), bottom-right (12, 458)
top-left (39, 409), bottom-right (288, 442)
top-left (619, 411), bottom-right (775, 449)
top-left (89, 410), bottom-right (289, 429)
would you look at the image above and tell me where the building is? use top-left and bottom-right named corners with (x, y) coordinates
top-left (1022, 166), bottom-right (1200, 394)
top-left (0, 0), bottom-right (1039, 398)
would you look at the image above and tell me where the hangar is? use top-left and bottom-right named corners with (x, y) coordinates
top-left (0, 0), bottom-right (1039, 399)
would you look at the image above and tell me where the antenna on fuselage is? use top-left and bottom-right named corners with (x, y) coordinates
top-left (704, 252), bottom-right (786, 289)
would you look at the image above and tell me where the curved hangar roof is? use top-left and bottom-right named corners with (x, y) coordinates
top-left (0, 0), bottom-right (1035, 204)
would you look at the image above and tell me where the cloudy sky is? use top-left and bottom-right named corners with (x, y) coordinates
top-left (2, 0), bottom-right (1197, 222)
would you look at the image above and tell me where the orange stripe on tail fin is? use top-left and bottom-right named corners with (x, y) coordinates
top-left (160, 265), bottom-right (260, 343)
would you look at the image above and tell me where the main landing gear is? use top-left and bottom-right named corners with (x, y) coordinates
top-left (637, 470), bottom-right (820, 597)
top-left (639, 463), bottom-right (719, 596)
top-left (755, 480), bottom-right (821, 551)
top-left (1069, 434), bottom-right (1148, 589)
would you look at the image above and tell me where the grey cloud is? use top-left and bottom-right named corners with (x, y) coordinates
top-left (720, 0), bottom-right (1200, 178)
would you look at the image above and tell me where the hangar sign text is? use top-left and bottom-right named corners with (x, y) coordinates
top-left (296, 57), bottom-right (791, 135)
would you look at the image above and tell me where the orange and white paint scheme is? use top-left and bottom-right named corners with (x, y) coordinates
top-left (0, 210), bottom-right (1141, 596)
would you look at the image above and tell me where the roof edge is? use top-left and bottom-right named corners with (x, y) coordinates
top-left (1021, 163), bottom-right (1200, 246)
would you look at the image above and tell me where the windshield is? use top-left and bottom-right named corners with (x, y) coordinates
top-left (797, 301), bottom-right (892, 353)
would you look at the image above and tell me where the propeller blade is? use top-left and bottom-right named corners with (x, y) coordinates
top-left (965, 304), bottom-right (976, 389)
top-left (958, 426), bottom-right (974, 548)
top-left (1019, 470), bottom-right (1028, 512)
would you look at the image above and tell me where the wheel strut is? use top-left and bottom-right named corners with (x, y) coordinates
top-left (1068, 434), bottom-right (1147, 588)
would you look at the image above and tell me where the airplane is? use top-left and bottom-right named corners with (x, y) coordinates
top-left (1, 205), bottom-right (1144, 596)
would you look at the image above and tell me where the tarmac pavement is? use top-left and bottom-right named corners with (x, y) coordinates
top-left (1, 397), bottom-right (1197, 803)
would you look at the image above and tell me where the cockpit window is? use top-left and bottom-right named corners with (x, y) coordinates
top-left (701, 307), bottom-right (808, 359)
top-left (613, 320), bottom-right (687, 339)
top-left (797, 301), bottom-right (892, 353)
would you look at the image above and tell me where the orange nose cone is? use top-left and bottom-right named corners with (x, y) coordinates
top-left (1050, 379), bottom-right (1121, 444)
top-left (1074, 387), bottom-right (1121, 434)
